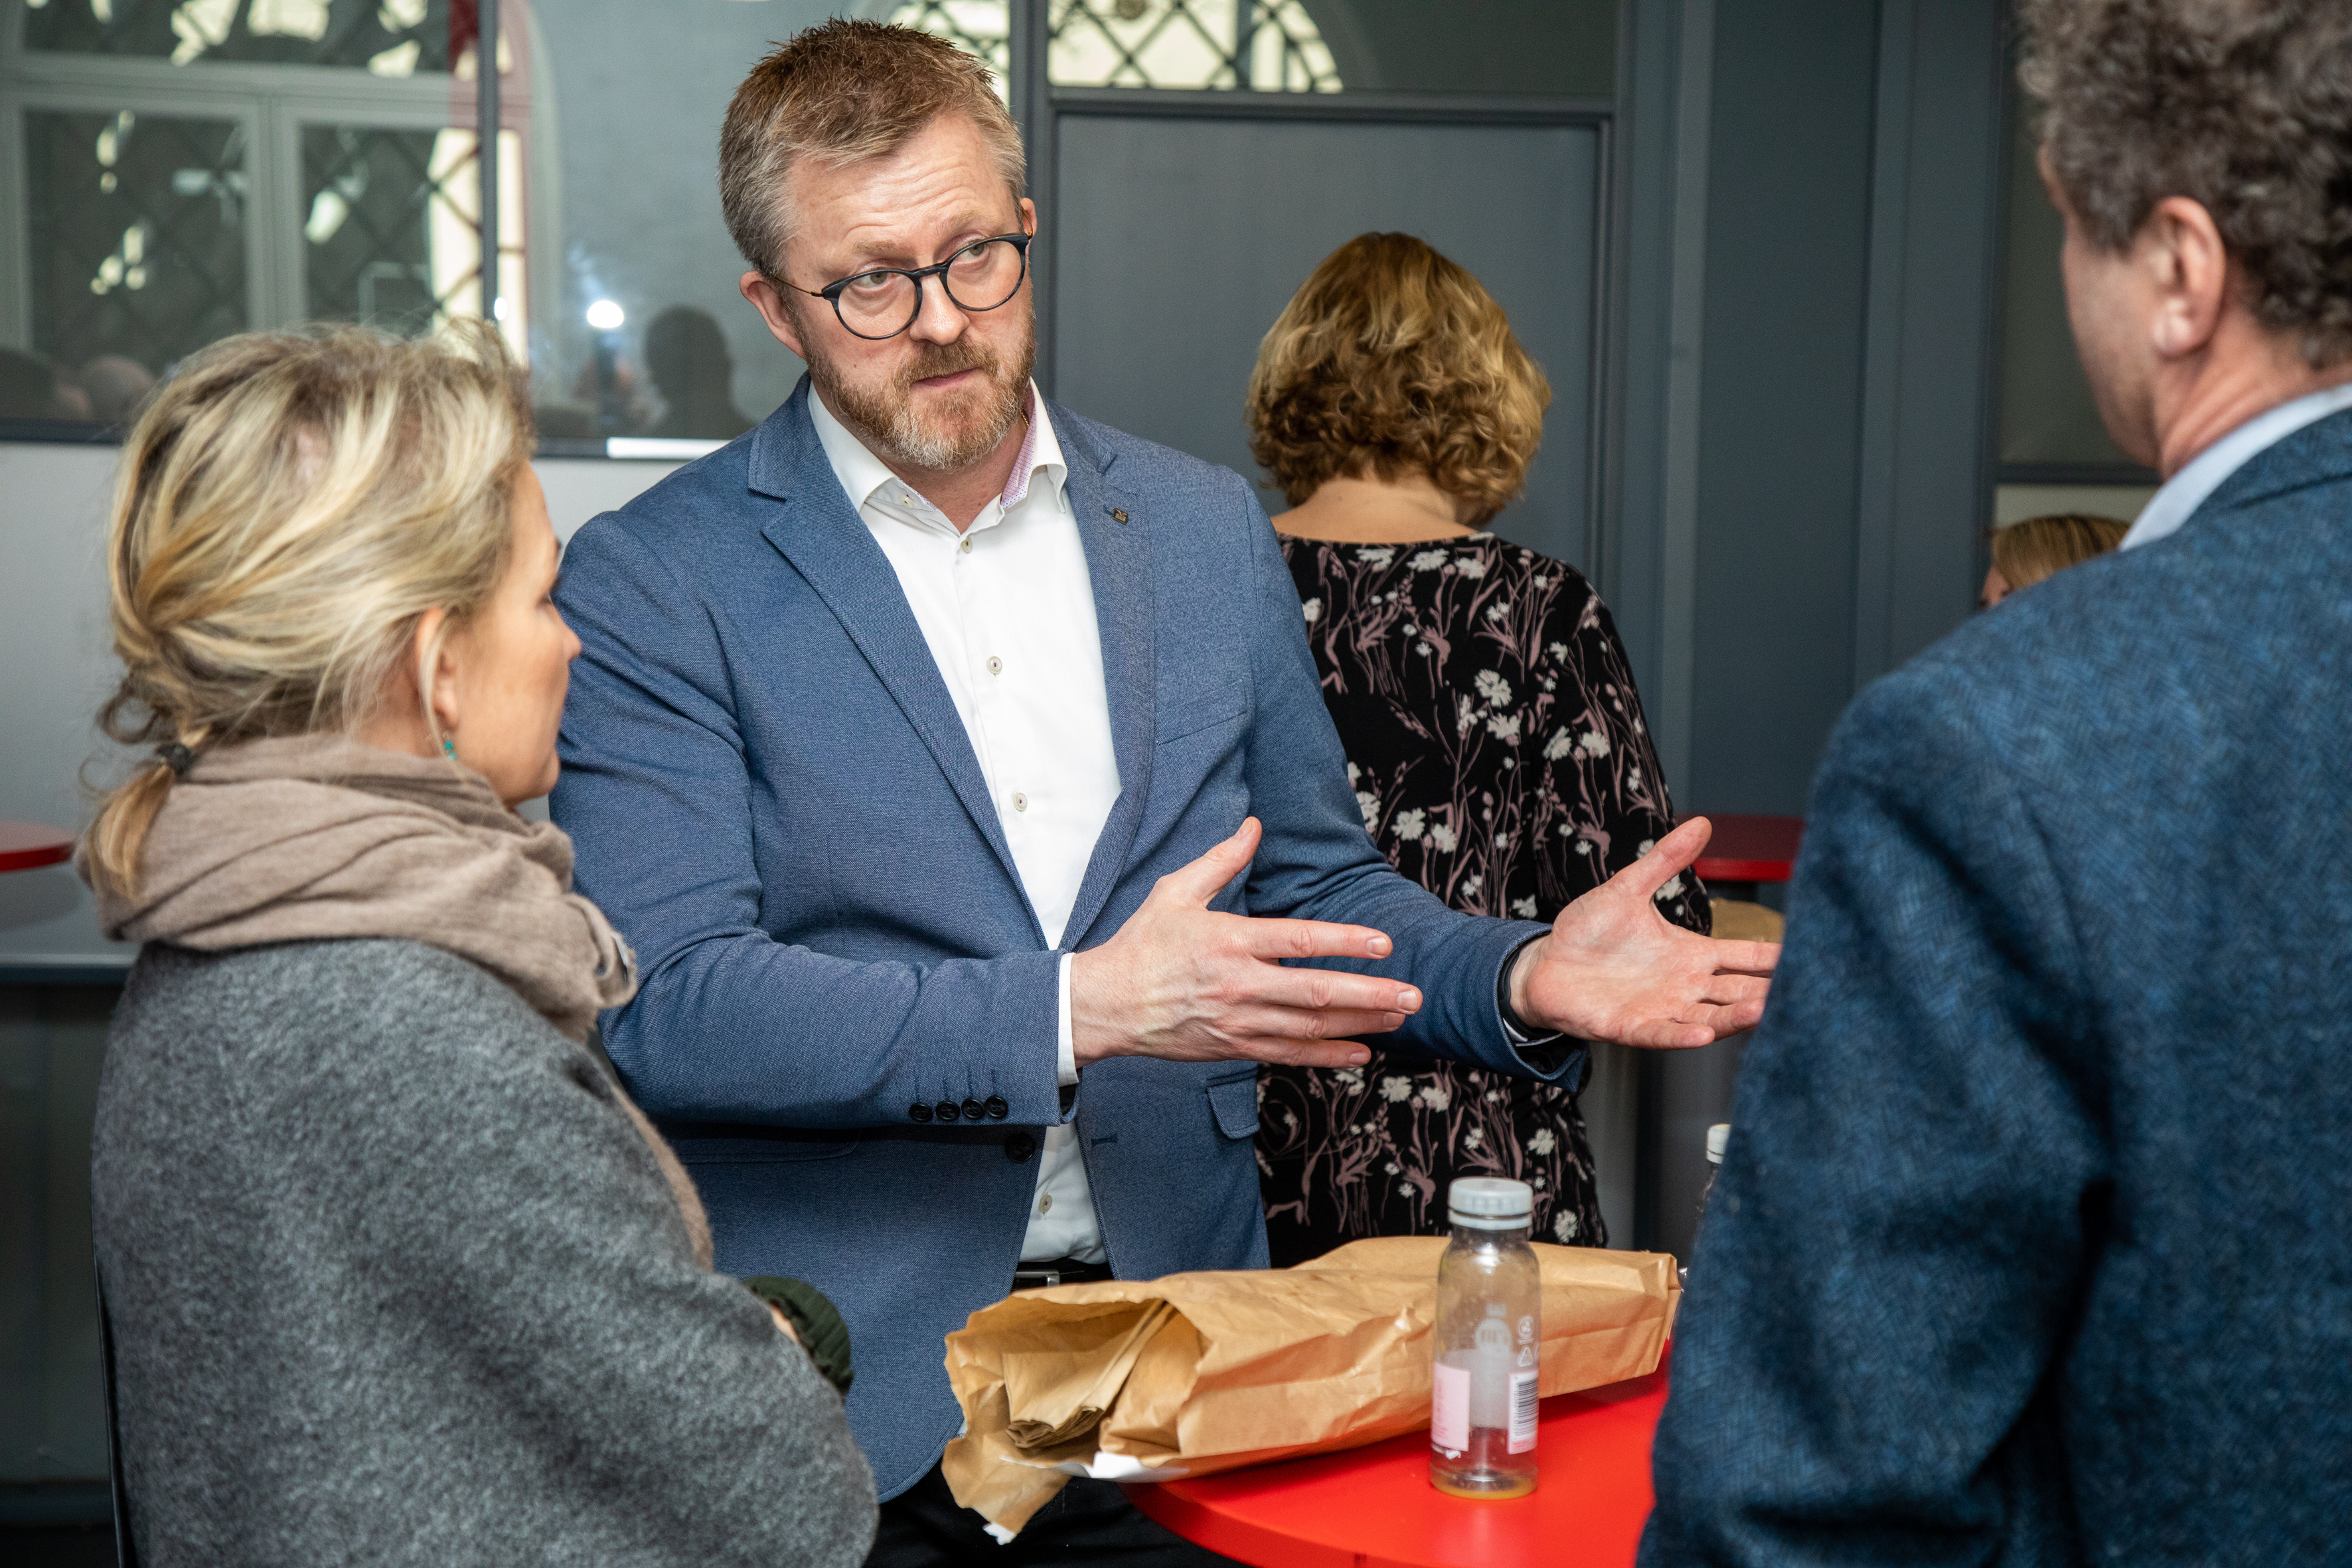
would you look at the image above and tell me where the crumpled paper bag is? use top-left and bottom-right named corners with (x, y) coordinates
top-left (941, 1237), bottom-right (1678, 1539)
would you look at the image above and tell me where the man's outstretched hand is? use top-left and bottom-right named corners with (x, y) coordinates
top-left (1509, 817), bottom-right (1780, 1049)
top-left (1068, 817), bottom-right (1417, 1071)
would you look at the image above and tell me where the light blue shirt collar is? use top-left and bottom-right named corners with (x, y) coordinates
top-left (2120, 382), bottom-right (2352, 550)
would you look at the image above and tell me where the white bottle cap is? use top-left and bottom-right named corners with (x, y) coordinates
top-left (1448, 1176), bottom-right (1533, 1229)
top-left (1706, 1124), bottom-right (1731, 1164)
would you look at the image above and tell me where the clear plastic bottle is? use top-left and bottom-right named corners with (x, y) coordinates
top-left (1429, 1176), bottom-right (1540, 1500)
top-left (1682, 1123), bottom-right (1733, 1289)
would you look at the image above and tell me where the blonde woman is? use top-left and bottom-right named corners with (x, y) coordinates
top-left (1245, 234), bottom-right (1710, 1263)
top-left (1980, 511), bottom-right (2130, 607)
top-left (80, 325), bottom-right (875, 1565)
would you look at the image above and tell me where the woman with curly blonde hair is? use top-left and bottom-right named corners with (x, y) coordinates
top-left (1246, 233), bottom-right (1708, 1263)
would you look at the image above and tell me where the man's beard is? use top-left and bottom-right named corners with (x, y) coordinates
top-left (803, 310), bottom-right (1036, 473)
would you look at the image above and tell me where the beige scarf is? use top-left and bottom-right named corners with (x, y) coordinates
top-left (85, 734), bottom-right (712, 1265)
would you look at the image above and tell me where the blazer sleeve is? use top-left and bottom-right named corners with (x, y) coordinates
top-left (1227, 477), bottom-right (1575, 1080)
top-left (552, 513), bottom-right (1064, 1129)
top-left (1638, 664), bottom-right (2103, 1566)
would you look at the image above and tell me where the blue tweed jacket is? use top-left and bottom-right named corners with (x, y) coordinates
top-left (1640, 408), bottom-right (2352, 1564)
top-left (551, 380), bottom-right (1563, 1500)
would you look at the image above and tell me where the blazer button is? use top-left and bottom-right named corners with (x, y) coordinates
top-left (909, 1101), bottom-right (933, 1123)
top-left (936, 1099), bottom-right (961, 1123)
top-left (1004, 1132), bottom-right (1038, 1163)
top-left (984, 1095), bottom-right (1009, 1120)
top-left (962, 1097), bottom-right (987, 1123)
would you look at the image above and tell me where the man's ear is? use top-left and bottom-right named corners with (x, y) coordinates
top-left (741, 272), bottom-right (808, 358)
top-left (2146, 196), bottom-right (2231, 361)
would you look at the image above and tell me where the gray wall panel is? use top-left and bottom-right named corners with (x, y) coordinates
top-left (1050, 116), bottom-right (1601, 570)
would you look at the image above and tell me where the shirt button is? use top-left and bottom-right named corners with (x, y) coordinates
top-left (959, 536), bottom-right (973, 554)
top-left (986, 656), bottom-right (1002, 676)
top-left (1038, 1194), bottom-right (1054, 1215)
top-left (898, 492), bottom-right (913, 505)
top-left (1012, 792), bottom-right (1028, 813)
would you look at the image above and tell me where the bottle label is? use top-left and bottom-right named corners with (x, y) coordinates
top-left (1431, 1361), bottom-right (1469, 1456)
top-left (1508, 1370), bottom-right (1539, 1454)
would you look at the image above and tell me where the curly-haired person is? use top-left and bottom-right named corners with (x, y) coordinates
top-left (1245, 233), bottom-right (1712, 1265)
top-left (1642, 3), bottom-right (2352, 1563)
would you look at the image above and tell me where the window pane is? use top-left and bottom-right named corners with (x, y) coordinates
top-left (13, 110), bottom-right (247, 420)
top-left (301, 124), bottom-right (525, 349)
top-left (25, 0), bottom-right (455, 74)
top-left (890, 0), bottom-right (1614, 98)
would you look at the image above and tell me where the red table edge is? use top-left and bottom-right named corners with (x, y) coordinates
top-left (0, 826), bottom-right (75, 874)
top-left (1691, 855), bottom-right (1793, 883)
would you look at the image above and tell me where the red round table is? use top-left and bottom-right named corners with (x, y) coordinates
top-left (0, 823), bottom-right (74, 874)
top-left (1124, 1358), bottom-right (1669, 1568)
top-left (1684, 813), bottom-right (1802, 892)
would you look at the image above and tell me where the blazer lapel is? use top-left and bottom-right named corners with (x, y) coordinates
top-left (1054, 404), bottom-right (1157, 951)
top-left (749, 382), bottom-right (1031, 921)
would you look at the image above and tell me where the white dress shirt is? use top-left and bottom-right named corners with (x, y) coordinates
top-left (2121, 382), bottom-right (2352, 551)
top-left (809, 386), bottom-right (1119, 1264)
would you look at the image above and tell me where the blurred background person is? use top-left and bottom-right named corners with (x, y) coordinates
top-left (1245, 232), bottom-right (1710, 1265)
top-left (77, 354), bottom-right (156, 429)
top-left (79, 324), bottom-right (875, 1567)
top-left (1, 347), bottom-right (90, 420)
top-left (644, 303), bottom-right (757, 439)
top-left (1980, 510), bottom-right (2128, 607)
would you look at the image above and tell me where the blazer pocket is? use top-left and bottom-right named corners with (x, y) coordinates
top-left (668, 1134), bottom-right (858, 1164)
top-left (1205, 1068), bottom-right (1260, 1140)
top-left (1157, 680), bottom-right (1251, 746)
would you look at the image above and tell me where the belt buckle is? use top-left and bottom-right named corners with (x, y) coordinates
top-left (1013, 1266), bottom-right (1063, 1290)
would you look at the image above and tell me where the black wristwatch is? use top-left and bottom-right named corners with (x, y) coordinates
top-left (1497, 934), bottom-right (1545, 1040)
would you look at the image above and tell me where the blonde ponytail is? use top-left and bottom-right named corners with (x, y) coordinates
top-left (84, 321), bottom-right (533, 897)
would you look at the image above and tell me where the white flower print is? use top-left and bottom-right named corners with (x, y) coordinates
top-left (1355, 546), bottom-right (1397, 568)
top-left (1486, 603), bottom-right (1508, 623)
top-left (1543, 728), bottom-right (1573, 761)
top-left (1394, 809), bottom-right (1427, 842)
top-left (1548, 641), bottom-right (1571, 663)
top-left (1529, 1127), bottom-right (1557, 1155)
top-left (1429, 823), bottom-right (1458, 853)
top-left (1334, 1067), bottom-right (1366, 1089)
top-left (1628, 767), bottom-right (1642, 788)
top-left (1474, 670), bottom-right (1513, 708)
top-left (1421, 1083), bottom-right (1451, 1111)
top-left (1384, 1160), bottom-right (1402, 1174)
top-left (1380, 1075), bottom-right (1415, 1103)
top-left (1512, 896), bottom-right (1538, 918)
top-left (1464, 1126), bottom-right (1484, 1148)
top-left (1554, 1211), bottom-right (1580, 1242)
top-left (1486, 712), bottom-right (1521, 744)
top-left (1302, 597), bottom-right (1322, 625)
top-left (1461, 874), bottom-right (1482, 897)
top-left (1636, 840), bottom-right (1656, 858)
top-left (1347, 761), bottom-right (1360, 785)
top-left (1456, 694), bottom-right (1478, 736)
top-left (1410, 549), bottom-right (1449, 572)
top-left (1574, 838), bottom-right (1593, 855)
top-left (1356, 790), bottom-right (1381, 832)
top-left (1455, 556), bottom-right (1488, 580)
top-left (1656, 874), bottom-right (1686, 902)
top-left (1577, 730), bottom-right (1610, 758)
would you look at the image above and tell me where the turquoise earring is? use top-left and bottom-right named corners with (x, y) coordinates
top-left (441, 736), bottom-right (457, 759)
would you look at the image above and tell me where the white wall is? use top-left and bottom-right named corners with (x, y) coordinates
top-left (0, 441), bottom-right (680, 972)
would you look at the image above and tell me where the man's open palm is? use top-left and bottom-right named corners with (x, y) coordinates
top-left (1512, 817), bottom-right (1780, 1049)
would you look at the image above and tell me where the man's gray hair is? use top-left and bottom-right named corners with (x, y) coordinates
top-left (2021, 0), bottom-right (2352, 366)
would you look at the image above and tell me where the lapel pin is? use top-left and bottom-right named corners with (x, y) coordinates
top-left (1109, 507), bottom-right (1129, 524)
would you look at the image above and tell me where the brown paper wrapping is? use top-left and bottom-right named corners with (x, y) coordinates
top-left (941, 1237), bottom-right (1680, 1537)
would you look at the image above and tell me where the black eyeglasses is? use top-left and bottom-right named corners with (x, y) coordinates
top-left (782, 233), bottom-right (1033, 342)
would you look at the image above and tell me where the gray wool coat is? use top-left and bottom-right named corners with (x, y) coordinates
top-left (91, 938), bottom-right (876, 1566)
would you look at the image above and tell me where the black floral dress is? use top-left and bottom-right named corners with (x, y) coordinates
top-left (1259, 531), bottom-right (1709, 1265)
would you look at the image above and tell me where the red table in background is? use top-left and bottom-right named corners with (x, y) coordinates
top-left (1125, 1358), bottom-right (1670, 1568)
top-left (0, 823), bottom-right (74, 874)
top-left (1683, 813), bottom-right (1802, 892)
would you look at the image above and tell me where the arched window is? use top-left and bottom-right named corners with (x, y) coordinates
top-left (890, 0), bottom-right (1342, 94)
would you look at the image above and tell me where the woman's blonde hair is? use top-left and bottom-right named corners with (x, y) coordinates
top-left (1245, 233), bottom-right (1550, 522)
top-left (1990, 512), bottom-right (2130, 594)
top-left (84, 321), bottom-right (534, 896)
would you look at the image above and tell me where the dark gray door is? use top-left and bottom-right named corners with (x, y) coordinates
top-left (1040, 97), bottom-right (1608, 572)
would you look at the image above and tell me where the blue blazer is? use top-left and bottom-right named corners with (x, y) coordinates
top-left (1640, 408), bottom-right (2352, 1564)
top-left (552, 380), bottom-right (1563, 1498)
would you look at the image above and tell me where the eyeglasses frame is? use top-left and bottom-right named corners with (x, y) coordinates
top-left (779, 232), bottom-right (1034, 342)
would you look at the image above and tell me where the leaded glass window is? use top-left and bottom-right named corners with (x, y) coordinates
top-left (24, 0), bottom-right (451, 76)
top-left (302, 125), bottom-right (524, 341)
top-left (892, 0), bottom-right (1342, 93)
top-left (23, 109), bottom-right (248, 380)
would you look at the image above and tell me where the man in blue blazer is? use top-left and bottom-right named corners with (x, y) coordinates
top-left (1641, 3), bottom-right (2352, 1563)
top-left (552, 21), bottom-right (1774, 1564)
